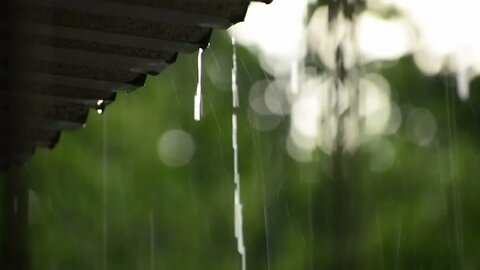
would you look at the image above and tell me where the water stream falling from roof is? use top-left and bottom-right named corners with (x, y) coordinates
top-left (194, 48), bottom-right (204, 121)
top-left (232, 113), bottom-right (246, 270)
top-left (232, 37), bottom-right (240, 108)
top-left (102, 112), bottom-right (109, 270)
top-left (231, 36), bottom-right (246, 270)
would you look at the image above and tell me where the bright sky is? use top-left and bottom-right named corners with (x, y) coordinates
top-left (231, 0), bottom-right (480, 81)
top-left (229, 0), bottom-right (471, 160)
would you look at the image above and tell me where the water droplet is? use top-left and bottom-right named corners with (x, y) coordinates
top-left (97, 99), bottom-right (105, 115)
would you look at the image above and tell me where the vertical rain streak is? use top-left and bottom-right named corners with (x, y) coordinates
top-left (102, 112), bottom-right (108, 270)
top-left (232, 37), bottom-right (240, 108)
top-left (446, 79), bottom-right (466, 269)
top-left (231, 36), bottom-right (245, 269)
top-left (232, 114), bottom-right (246, 270)
top-left (149, 210), bottom-right (155, 270)
top-left (194, 48), bottom-right (204, 121)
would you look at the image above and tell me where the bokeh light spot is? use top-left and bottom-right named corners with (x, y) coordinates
top-left (157, 129), bottom-right (195, 167)
top-left (405, 108), bottom-right (437, 146)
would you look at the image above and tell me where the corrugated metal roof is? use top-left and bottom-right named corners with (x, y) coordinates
top-left (0, 0), bottom-right (270, 169)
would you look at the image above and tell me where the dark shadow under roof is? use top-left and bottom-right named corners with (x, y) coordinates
top-left (0, 0), bottom-right (271, 169)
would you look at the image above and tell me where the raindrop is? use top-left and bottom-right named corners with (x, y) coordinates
top-left (194, 48), bottom-right (204, 121)
top-left (97, 99), bottom-right (105, 115)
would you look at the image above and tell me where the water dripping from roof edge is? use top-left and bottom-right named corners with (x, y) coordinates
top-left (194, 48), bottom-right (204, 121)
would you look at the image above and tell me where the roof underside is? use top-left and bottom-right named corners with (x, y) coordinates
top-left (0, 0), bottom-right (269, 169)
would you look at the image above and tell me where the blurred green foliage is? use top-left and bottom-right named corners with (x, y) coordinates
top-left (15, 28), bottom-right (480, 270)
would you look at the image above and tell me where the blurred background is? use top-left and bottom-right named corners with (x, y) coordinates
top-left (5, 0), bottom-right (480, 269)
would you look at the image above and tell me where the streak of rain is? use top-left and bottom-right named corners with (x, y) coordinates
top-left (232, 37), bottom-right (240, 108)
top-left (232, 114), bottom-right (246, 270)
top-left (102, 111), bottom-right (109, 270)
top-left (149, 210), bottom-right (155, 270)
